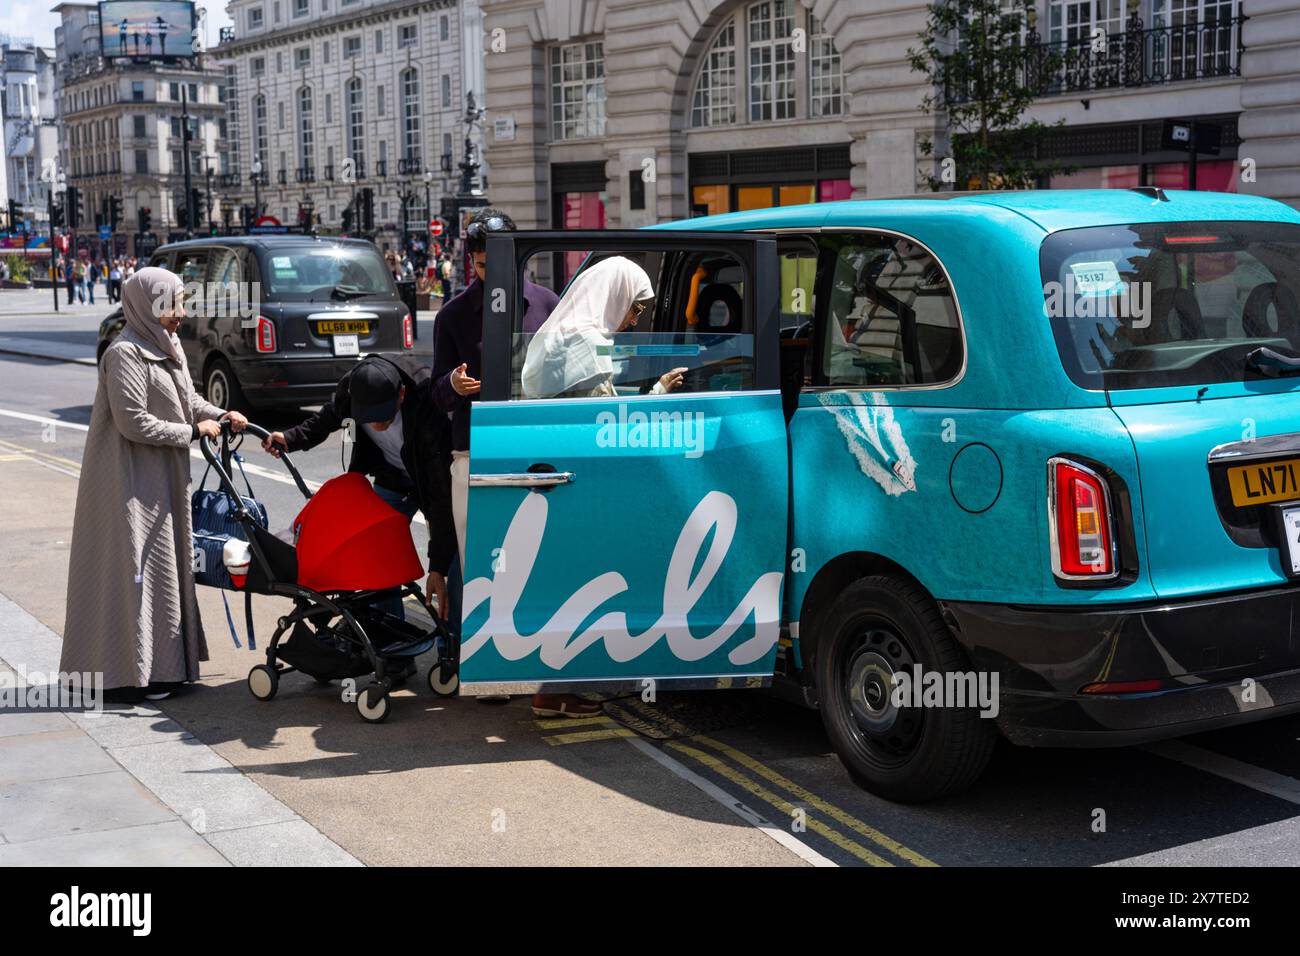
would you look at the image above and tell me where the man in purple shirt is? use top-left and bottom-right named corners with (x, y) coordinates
top-left (432, 209), bottom-right (600, 718)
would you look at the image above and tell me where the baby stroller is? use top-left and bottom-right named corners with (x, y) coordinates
top-left (198, 421), bottom-right (460, 723)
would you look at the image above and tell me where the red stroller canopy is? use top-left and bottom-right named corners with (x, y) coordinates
top-left (293, 473), bottom-right (424, 593)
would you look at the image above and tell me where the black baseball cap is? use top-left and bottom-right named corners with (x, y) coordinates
top-left (349, 358), bottom-right (403, 423)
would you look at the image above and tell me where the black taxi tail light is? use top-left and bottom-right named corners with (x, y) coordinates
top-left (255, 315), bottom-right (277, 353)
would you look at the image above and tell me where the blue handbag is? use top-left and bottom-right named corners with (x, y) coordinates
top-left (191, 451), bottom-right (268, 591)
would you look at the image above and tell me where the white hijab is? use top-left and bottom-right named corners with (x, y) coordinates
top-left (521, 256), bottom-right (653, 398)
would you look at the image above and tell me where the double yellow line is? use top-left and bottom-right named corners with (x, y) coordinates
top-left (535, 713), bottom-right (935, 867)
top-left (0, 438), bottom-right (82, 478)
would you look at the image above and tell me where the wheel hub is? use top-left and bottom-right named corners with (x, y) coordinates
top-left (848, 650), bottom-right (899, 733)
top-left (842, 626), bottom-right (923, 760)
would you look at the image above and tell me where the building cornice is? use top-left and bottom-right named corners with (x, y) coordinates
top-left (217, 0), bottom-right (454, 56)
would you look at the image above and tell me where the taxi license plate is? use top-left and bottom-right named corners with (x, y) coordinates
top-left (1277, 505), bottom-right (1300, 577)
top-left (316, 319), bottom-right (370, 334)
top-left (1227, 458), bottom-right (1300, 507)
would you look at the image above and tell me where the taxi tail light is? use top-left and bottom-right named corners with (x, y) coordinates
top-left (1049, 458), bottom-right (1117, 580)
top-left (254, 315), bottom-right (277, 353)
top-left (402, 312), bottom-right (414, 349)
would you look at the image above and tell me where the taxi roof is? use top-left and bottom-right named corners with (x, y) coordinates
top-left (652, 189), bottom-right (1300, 236)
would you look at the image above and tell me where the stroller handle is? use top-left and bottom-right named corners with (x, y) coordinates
top-left (199, 419), bottom-right (314, 504)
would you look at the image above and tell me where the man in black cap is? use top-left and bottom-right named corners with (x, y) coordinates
top-left (262, 354), bottom-right (455, 620)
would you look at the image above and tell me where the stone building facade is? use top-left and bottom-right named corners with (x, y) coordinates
top-left (53, 2), bottom-right (225, 258)
top-left (1, 37), bottom-right (59, 234)
top-left (479, 0), bottom-right (1299, 244)
top-left (217, 0), bottom-right (487, 254)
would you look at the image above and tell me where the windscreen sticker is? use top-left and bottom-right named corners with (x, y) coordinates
top-left (597, 344), bottom-right (703, 359)
top-left (818, 392), bottom-right (916, 496)
top-left (1069, 261), bottom-right (1124, 296)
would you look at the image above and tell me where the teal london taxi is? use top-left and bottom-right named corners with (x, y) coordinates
top-left (450, 188), bottom-right (1300, 801)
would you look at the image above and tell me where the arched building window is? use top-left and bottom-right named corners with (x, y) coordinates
top-left (690, 20), bottom-right (735, 126)
top-left (688, 0), bottom-right (843, 129)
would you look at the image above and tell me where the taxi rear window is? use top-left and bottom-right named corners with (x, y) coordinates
top-left (1040, 221), bottom-right (1300, 390)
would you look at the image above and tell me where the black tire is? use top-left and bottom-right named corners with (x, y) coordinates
top-left (814, 575), bottom-right (996, 802)
top-left (204, 356), bottom-right (251, 415)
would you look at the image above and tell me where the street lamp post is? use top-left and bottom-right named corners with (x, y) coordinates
top-left (205, 165), bottom-right (215, 235)
top-left (396, 177), bottom-right (417, 263)
top-left (48, 167), bottom-right (66, 313)
top-left (423, 169), bottom-right (434, 269)
top-left (251, 158), bottom-right (263, 222)
top-left (181, 84), bottom-right (195, 239)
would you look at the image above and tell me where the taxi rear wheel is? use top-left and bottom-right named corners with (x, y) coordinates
top-left (815, 575), bottom-right (995, 803)
top-left (205, 356), bottom-right (251, 415)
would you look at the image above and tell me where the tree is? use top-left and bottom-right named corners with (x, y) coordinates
top-left (908, 0), bottom-right (1073, 190)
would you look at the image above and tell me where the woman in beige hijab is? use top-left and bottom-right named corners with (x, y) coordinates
top-left (521, 256), bottom-right (687, 399)
top-left (61, 267), bottom-right (246, 703)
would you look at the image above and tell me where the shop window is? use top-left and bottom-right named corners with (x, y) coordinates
top-left (691, 184), bottom-right (730, 217)
top-left (735, 183), bottom-right (814, 212)
top-left (818, 179), bottom-right (853, 202)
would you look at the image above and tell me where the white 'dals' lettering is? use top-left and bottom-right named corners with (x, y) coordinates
top-left (459, 491), bottom-right (783, 670)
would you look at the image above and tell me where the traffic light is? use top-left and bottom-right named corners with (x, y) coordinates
top-left (66, 186), bottom-right (82, 228)
top-left (51, 201), bottom-right (64, 229)
top-left (360, 188), bottom-right (374, 233)
top-left (178, 204), bottom-right (189, 229)
top-left (110, 196), bottom-right (123, 230)
top-left (139, 206), bottom-right (152, 233)
top-left (191, 189), bottom-right (204, 227)
top-left (341, 203), bottom-right (354, 234)
top-left (6, 199), bottom-right (18, 231)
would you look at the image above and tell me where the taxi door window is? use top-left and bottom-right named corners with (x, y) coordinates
top-left (777, 238), bottom-right (818, 414)
top-left (176, 249), bottom-right (208, 284)
top-left (818, 234), bottom-right (962, 387)
top-left (511, 249), bottom-right (756, 399)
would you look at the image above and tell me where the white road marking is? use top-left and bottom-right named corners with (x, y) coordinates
top-left (0, 407), bottom-right (427, 526)
top-left (1145, 740), bottom-right (1300, 805)
top-left (621, 735), bottom-right (837, 867)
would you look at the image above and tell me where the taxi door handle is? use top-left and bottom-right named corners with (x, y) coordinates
top-left (469, 471), bottom-right (575, 488)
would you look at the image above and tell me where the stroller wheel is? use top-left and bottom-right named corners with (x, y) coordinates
top-left (357, 683), bottom-right (390, 723)
top-left (248, 665), bottom-right (279, 701)
top-left (428, 665), bottom-right (459, 697)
